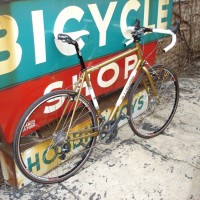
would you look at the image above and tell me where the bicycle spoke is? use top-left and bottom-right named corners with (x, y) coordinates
top-left (128, 66), bottom-right (179, 138)
top-left (14, 91), bottom-right (97, 184)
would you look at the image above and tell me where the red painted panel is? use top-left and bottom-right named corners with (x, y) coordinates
top-left (0, 41), bottom-right (157, 143)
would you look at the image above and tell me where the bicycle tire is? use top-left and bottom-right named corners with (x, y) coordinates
top-left (127, 65), bottom-right (179, 138)
top-left (13, 90), bottom-right (98, 184)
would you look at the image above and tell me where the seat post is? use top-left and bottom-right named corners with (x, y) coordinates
top-left (74, 43), bottom-right (87, 71)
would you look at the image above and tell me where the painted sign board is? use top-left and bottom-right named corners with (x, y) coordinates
top-left (0, 89), bottom-right (148, 188)
top-left (0, 0), bottom-right (173, 143)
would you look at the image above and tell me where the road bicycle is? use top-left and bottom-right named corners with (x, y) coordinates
top-left (13, 19), bottom-right (180, 184)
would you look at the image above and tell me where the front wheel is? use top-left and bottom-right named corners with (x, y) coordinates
top-left (13, 90), bottom-right (98, 184)
top-left (127, 65), bottom-right (179, 138)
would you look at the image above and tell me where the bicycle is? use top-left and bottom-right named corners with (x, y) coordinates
top-left (13, 19), bottom-right (180, 184)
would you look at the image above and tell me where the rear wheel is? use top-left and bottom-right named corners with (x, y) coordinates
top-left (127, 65), bottom-right (179, 138)
top-left (13, 90), bottom-right (98, 184)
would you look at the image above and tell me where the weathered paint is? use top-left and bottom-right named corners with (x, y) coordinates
top-left (0, 0), bottom-right (173, 188)
top-left (0, 0), bottom-right (173, 143)
top-left (0, 42), bottom-right (157, 143)
top-left (0, 0), bottom-right (172, 88)
top-left (8, 89), bottom-right (147, 188)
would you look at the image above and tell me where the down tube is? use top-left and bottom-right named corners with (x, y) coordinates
top-left (108, 59), bottom-right (142, 121)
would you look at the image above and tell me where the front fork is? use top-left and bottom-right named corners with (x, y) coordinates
top-left (142, 66), bottom-right (160, 104)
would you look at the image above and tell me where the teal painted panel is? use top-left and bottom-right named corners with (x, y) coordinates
top-left (0, 0), bottom-right (173, 89)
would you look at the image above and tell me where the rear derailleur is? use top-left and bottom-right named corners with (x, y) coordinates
top-left (57, 142), bottom-right (71, 160)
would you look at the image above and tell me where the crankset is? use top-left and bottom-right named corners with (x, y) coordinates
top-left (99, 111), bottom-right (130, 144)
top-left (99, 120), bottom-right (118, 144)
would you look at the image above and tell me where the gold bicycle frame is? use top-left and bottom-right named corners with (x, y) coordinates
top-left (65, 41), bottom-right (158, 140)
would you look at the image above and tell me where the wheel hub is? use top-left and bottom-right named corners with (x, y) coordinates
top-left (53, 130), bottom-right (66, 146)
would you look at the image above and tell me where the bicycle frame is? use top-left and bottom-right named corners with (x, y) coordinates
top-left (57, 21), bottom-right (180, 138)
top-left (67, 41), bottom-right (158, 136)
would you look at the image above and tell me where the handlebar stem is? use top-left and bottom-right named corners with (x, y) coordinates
top-left (126, 19), bottom-right (180, 52)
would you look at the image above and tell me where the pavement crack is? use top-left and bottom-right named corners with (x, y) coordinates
top-left (59, 182), bottom-right (80, 200)
top-left (130, 138), bottom-right (200, 170)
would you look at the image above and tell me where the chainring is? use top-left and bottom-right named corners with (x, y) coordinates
top-left (99, 120), bottom-right (118, 144)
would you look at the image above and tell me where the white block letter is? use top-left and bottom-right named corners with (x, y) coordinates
top-left (44, 81), bottom-right (64, 113)
top-left (157, 0), bottom-right (169, 29)
top-left (32, 10), bottom-right (46, 64)
top-left (124, 55), bottom-right (138, 79)
top-left (88, 2), bottom-right (117, 46)
top-left (98, 63), bottom-right (119, 88)
top-left (121, 0), bottom-right (141, 39)
top-left (54, 6), bottom-right (87, 56)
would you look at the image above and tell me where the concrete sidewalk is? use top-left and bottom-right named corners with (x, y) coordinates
top-left (0, 76), bottom-right (200, 200)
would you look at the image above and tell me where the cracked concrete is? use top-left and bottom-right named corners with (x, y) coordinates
top-left (0, 76), bottom-right (200, 200)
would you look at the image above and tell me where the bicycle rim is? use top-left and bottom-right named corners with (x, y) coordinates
top-left (13, 90), bottom-right (98, 184)
top-left (128, 65), bottom-right (179, 138)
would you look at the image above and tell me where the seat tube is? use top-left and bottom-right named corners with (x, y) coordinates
top-left (85, 72), bottom-right (100, 113)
